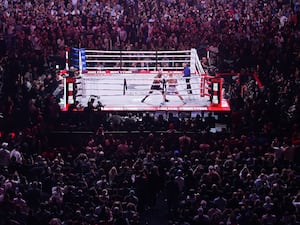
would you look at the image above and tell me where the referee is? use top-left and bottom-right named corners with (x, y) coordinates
top-left (183, 63), bottom-right (192, 94)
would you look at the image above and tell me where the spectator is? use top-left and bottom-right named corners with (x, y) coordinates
top-left (0, 142), bottom-right (10, 168)
top-left (182, 63), bottom-right (192, 94)
top-left (166, 175), bottom-right (180, 214)
top-left (192, 207), bottom-right (210, 225)
top-left (0, 0), bottom-right (299, 225)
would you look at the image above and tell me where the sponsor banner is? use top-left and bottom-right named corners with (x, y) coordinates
top-left (83, 70), bottom-right (198, 76)
top-left (85, 70), bottom-right (112, 76)
top-left (101, 106), bottom-right (212, 111)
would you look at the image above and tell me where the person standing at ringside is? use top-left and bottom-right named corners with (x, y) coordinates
top-left (141, 72), bottom-right (168, 103)
top-left (183, 63), bottom-right (192, 94)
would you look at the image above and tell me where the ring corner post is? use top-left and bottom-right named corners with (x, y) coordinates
top-left (79, 50), bottom-right (82, 76)
top-left (63, 77), bottom-right (67, 111)
top-left (190, 48), bottom-right (196, 74)
top-left (123, 78), bottom-right (127, 95)
top-left (65, 47), bottom-right (69, 71)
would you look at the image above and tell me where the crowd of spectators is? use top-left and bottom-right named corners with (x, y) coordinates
top-left (0, 0), bottom-right (300, 225)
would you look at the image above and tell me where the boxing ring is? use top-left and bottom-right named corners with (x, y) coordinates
top-left (61, 48), bottom-right (230, 112)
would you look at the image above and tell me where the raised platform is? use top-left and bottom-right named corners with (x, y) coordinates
top-left (99, 99), bottom-right (230, 112)
top-left (63, 71), bottom-right (230, 113)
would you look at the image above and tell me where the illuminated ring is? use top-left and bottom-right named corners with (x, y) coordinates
top-left (75, 73), bottom-right (204, 98)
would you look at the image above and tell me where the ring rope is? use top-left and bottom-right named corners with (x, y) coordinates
top-left (86, 59), bottom-right (189, 63)
top-left (76, 92), bottom-right (201, 97)
top-left (85, 50), bottom-right (191, 54)
top-left (77, 81), bottom-right (202, 87)
top-left (78, 76), bottom-right (201, 81)
top-left (86, 55), bottom-right (190, 58)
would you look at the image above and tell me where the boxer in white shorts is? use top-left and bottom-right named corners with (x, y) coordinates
top-left (166, 73), bottom-right (186, 104)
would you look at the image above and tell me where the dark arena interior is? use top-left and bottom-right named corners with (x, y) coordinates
top-left (0, 1), bottom-right (300, 225)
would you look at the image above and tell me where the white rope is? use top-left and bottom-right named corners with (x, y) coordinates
top-left (86, 59), bottom-right (189, 63)
top-left (86, 66), bottom-right (185, 70)
top-left (76, 75), bottom-right (201, 97)
top-left (82, 49), bottom-right (197, 73)
top-left (86, 54), bottom-right (189, 58)
top-left (85, 50), bottom-right (191, 54)
top-left (78, 75), bottom-right (200, 81)
top-left (79, 50), bottom-right (82, 75)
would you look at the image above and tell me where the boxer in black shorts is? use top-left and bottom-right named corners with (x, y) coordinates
top-left (141, 72), bottom-right (168, 103)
